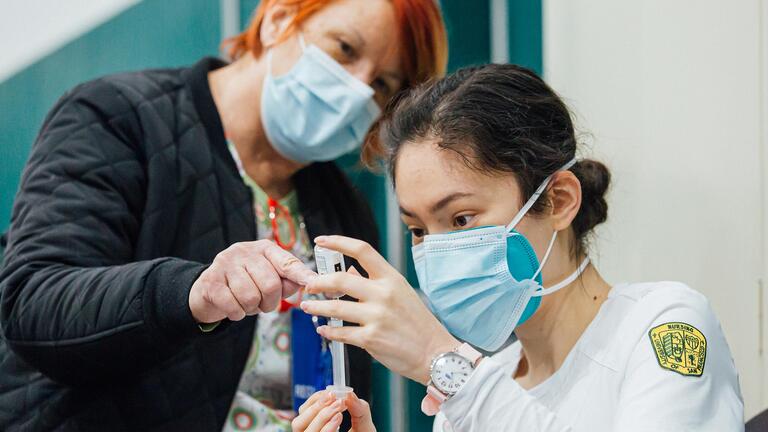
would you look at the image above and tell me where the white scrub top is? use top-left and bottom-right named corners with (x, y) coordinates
top-left (434, 282), bottom-right (744, 432)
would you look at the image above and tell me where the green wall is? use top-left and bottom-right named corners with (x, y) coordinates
top-left (508, 0), bottom-right (543, 75)
top-left (0, 0), bottom-right (222, 236)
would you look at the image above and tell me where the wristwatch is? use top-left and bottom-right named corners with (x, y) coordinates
top-left (421, 343), bottom-right (483, 416)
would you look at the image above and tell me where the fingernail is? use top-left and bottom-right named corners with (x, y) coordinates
top-left (316, 325), bottom-right (327, 335)
top-left (331, 412), bottom-right (342, 424)
top-left (300, 274), bottom-right (318, 285)
top-left (315, 236), bottom-right (327, 243)
top-left (331, 400), bottom-right (343, 409)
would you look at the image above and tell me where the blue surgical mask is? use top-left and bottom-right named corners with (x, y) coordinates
top-left (260, 34), bottom-right (382, 163)
top-left (412, 159), bottom-right (590, 351)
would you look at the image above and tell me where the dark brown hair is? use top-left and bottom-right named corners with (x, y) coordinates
top-left (365, 64), bottom-right (610, 256)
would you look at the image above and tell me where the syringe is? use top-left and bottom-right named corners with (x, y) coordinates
top-left (314, 246), bottom-right (354, 402)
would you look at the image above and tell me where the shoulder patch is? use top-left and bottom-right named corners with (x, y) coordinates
top-left (648, 322), bottom-right (707, 377)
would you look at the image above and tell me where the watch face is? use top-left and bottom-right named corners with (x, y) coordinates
top-left (431, 352), bottom-right (473, 395)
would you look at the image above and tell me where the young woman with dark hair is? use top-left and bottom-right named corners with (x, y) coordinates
top-left (296, 64), bottom-right (743, 431)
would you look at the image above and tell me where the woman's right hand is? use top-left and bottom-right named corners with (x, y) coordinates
top-left (292, 390), bottom-right (376, 432)
top-left (189, 240), bottom-right (318, 323)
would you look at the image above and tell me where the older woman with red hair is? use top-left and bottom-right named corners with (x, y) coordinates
top-left (0, 1), bottom-right (447, 430)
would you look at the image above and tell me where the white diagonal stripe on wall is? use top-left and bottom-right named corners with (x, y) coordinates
top-left (0, 0), bottom-right (140, 83)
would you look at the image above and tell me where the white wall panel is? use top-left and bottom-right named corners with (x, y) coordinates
top-left (545, 0), bottom-right (765, 418)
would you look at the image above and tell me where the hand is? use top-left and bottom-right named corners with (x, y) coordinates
top-left (300, 236), bottom-right (459, 385)
top-left (189, 240), bottom-right (317, 323)
top-left (292, 390), bottom-right (376, 432)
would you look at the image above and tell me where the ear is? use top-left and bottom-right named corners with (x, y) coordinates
top-left (547, 171), bottom-right (582, 232)
top-left (260, 3), bottom-right (298, 49)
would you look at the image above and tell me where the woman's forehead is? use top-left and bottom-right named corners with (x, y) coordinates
top-left (394, 142), bottom-right (519, 205)
top-left (304, 0), bottom-right (402, 77)
top-left (308, 0), bottom-right (399, 49)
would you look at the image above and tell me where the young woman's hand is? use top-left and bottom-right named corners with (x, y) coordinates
top-left (291, 390), bottom-right (375, 432)
top-left (300, 236), bottom-right (459, 385)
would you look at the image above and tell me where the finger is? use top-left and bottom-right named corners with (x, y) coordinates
top-left (300, 299), bottom-right (369, 324)
top-left (347, 393), bottom-right (375, 430)
top-left (347, 265), bottom-right (362, 276)
top-left (282, 278), bottom-right (302, 299)
top-left (293, 392), bottom-right (334, 431)
top-left (226, 267), bottom-right (261, 315)
top-left (314, 236), bottom-right (392, 278)
top-left (319, 413), bottom-right (343, 432)
top-left (210, 283), bottom-right (246, 321)
top-left (298, 390), bottom-right (330, 415)
top-left (306, 400), bottom-right (345, 432)
top-left (305, 272), bottom-right (371, 300)
top-left (315, 325), bottom-right (367, 348)
top-left (244, 255), bottom-right (282, 312)
top-left (263, 242), bottom-right (318, 285)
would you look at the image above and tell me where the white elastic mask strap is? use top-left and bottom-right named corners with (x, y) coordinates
top-left (506, 158), bottom-right (578, 232)
top-left (532, 257), bottom-right (591, 297)
top-left (531, 231), bottom-right (558, 281)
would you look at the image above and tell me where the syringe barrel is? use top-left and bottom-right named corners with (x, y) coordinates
top-left (314, 246), bottom-right (346, 276)
top-left (314, 246), bottom-right (350, 390)
top-left (329, 318), bottom-right (345, 387)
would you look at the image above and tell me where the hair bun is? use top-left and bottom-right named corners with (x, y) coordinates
top-left (571, 159), bottom-right (611, 238)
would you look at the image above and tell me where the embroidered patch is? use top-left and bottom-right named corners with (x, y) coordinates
top-left (649, 322), bottom-right (707, 376)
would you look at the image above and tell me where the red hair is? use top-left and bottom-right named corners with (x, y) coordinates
top-left (224, 0), bottom-right (448, 87)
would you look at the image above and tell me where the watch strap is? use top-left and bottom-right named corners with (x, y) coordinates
top-left (456, 343), bottom-right (482, 366)
top-left (421, 343), bottom-right (483, 416)
top-left (421, 385), bottom-right (448, 416)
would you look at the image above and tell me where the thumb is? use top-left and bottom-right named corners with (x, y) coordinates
top-left (347, 265), bottom-right (362, 276)
top-left (281, 278), bottom-right (302, 298)
top-left (263, 243), bottom-right (318, 285)
top-left (347, 392), bottom-right (375, 431)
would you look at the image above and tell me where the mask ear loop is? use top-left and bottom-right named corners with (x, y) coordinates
top-left (506, 158), bottom-right (578, 232)
top-left (532, 256), bottom-right (590, 297)
top-left (530, 231), bottom-right (558, 282)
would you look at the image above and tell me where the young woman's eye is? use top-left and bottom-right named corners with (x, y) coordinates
top-left (409, 227), bottom-right (425, 238)
top-left (454, 215), bottom-right (474, 228)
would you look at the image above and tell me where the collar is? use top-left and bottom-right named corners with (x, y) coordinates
top-left (182, 57), bottom-right (237, 174)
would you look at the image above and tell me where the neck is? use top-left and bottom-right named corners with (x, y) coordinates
top-left (208, 55), bottom-right (298, 199)
top-left (513, 257), bottom-right (611, 388)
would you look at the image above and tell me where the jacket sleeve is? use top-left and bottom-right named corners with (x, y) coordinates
top-left (0, 80), bottom-right (207, 386)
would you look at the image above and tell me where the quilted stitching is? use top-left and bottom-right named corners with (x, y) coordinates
top-left (0, 58), bottom-right (378, 431)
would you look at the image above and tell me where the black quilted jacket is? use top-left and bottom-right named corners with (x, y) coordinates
top-left (0, 58), bottom-right (378, 431)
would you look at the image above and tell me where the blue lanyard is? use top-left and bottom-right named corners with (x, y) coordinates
top-left (290, 308), bottom-right (333, 412)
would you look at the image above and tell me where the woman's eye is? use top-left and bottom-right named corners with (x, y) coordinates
top-left (409, 227), bottom-right (425, 238)
top-left (454, 215), bottom-right (474, 228)
top-left (372, 78), bottom-right (391, 96)
top-left (339, 39), bottom-right (355, 58)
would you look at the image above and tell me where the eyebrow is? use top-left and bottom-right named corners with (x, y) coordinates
top-left (399, 192), bottom-right (474, 217)
top-left (349, 28), bottom-right (366, 49)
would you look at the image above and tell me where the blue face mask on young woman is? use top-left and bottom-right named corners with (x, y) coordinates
top-left (412, 159), bottom-right (591, 352)
top-left (260, 34), bottom-right (382, 164)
